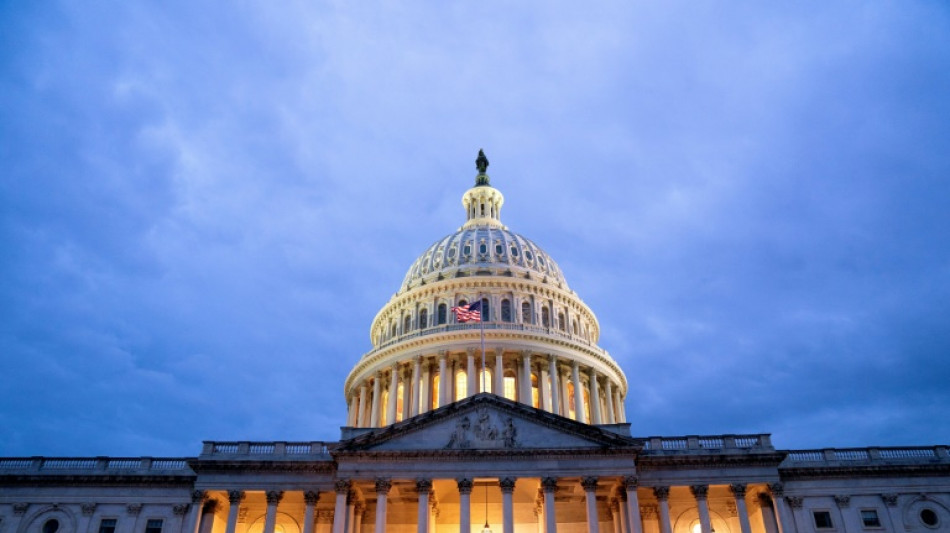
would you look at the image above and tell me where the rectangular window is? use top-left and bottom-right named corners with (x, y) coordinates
top-left (99, 519), bottom-right (117, 533)
top-left (860, 510), bottom-right (881, 528)
top-left (145, 520), bottom-right (163, 533)
top-left (813, 511), bottom-right (834, 529)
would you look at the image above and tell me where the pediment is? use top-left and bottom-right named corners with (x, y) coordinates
top-left (337, 394), bottom-right (638, 452)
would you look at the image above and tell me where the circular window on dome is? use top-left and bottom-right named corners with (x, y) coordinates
top-left (921, 509), bottom-right (939, 528)
top-left (447, 247), bottom-right (457, 258)
top-left (510, 246), bottom-right (519, 257)
top-left (495, 243), bottom-right (503, 255)
top-left (525, 250), bottom-right (533, 261)
top-left (463, 244), bottom-right (471, 256)
top-left (479, 243), bottom-right (488, 254)
top-left (538, 255), bottom-right (545, 266)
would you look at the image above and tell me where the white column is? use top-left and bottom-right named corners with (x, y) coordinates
top-left (617, 493), bottom-right (629, 533)
top-left (263, 491), bottom-right (284, 533)
top-left (590, 371), bottom-right (602, 424)
top-left (548, 357), bottom-right (560, 415)
top-left (495, 350), bottom-right (505, 395)
top-left (198, 501), bottom-right (218, 533)
top-left (333, 480), bottom-right (351, 533)
top-left (303, 491), bottom-right (318, 533)
top-left (521, 352), bottom-right (533, 405)
top-left (411, 357), bottom-right (422, 416)
top-left (572, 362), bottom-right (586, 423)
top-left (420, 362), bottom-right (431, 414)
top-left (581, 477), bottom-right (600, 533)
top-left (467, 348), bottom-right (476, 397)
top-left (653, 488), bottom-right (672, 533)
top-left (353, 504), bottom-right (364, 533)
top-left (560, 370), bottom-right (571, 416)
top-left (542, 478), bottom-right (559, 533)
top-left (375, 478), bottom-right (392, 533)
top-left (386, 364), bottom-right (399, 425)
top-left (417, 479), bottom-right (432, 533)
top-left (604, 381), bottom-right (616, 424)
top-left (769, 483), bottom-right (795, 533)
top-left (458, 479), bottom-right (473, 533)
top-left (691, 486), bottom-right (711, 533)
top-left (226, 491), bottom-right (245, 533)
top-left (624, 477), bottom-right (642, 533)
top-left (540, 365), bottom-right (551, 410)
top-left (357, 385), bottom-right (368, 427)
top-left (370, 373), bottom-right (382, 427)
top-left (346, 494), bottom-right (356, 533)
top-left (500, 478), bottom-right (516, 533)
top-left (730, 484), bottom-right (753, 533)
top-left (78, 504), bottom-right (97, 533)
top-left (438, 352), bottom-right (448, 407)
top-left (610, 502), bottom-right (621, 533)
top-left (184, 491), bottom-right (207, 533)
top-left (757, 494), bottom-right (780, 533)
top-left (347, 395), bottom-right (358, 426)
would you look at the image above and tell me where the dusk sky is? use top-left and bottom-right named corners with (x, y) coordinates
top-left (2, 2), bottom-right (949, 457)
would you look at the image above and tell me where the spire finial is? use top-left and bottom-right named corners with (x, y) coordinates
top-left (475, 149), bottom-right (490, 186)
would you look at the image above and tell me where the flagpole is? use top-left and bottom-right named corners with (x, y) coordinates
top-left (480, 297), bottom-right (486, 394)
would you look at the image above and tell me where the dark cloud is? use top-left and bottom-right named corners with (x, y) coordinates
top-left (1, 2), bottom-right (949, 456)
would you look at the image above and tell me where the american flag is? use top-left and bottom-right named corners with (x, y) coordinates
top-left (451, 300), bottom-right (482, 322)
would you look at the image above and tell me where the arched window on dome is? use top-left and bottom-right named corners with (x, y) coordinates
top-left (558, 312), bottom-right (566, 332)
top-left (567, 382), bottom-right (577, 420)
top-left (419, 308), bottom-right (428, 329)
top-left (391, 322), bottom-right (397, 339)
top-left (542, 307), bottom-right (550, 328)
top-left (531, 373), bottom-right (540, 408)
top-left (503, 370), bottom-right (517, 401)
top-left (437, 303), bottom-right (447, 325)
top-left (572, 320), bottom-right (578, 335)
top-left (482, 298), bottom-right (490, 321)
top-left (404, 314), bottom-right (412, 334)
top-left (522, 302), bottom-right (532, 324)
top-left (479, 368), bottom-right (492, 393)
top-left (455, 369), bottom-right (468, 400)
top-left (431, 373), bottom-right (440, 410)
top-left (396, 381), bottom-right (405, 422)
top-left (501, 299), bottom-right (512, 322)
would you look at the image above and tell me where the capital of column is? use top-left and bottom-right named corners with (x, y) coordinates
top-left (439, 351), bottom-right (448, 361)
top-left (689, 485), bottom-right (708, 499)
top-left (457, 478), bottom-right (474, 494)
top-left (203, 500), bottom-right (219, 513)
top-left (541, 477), bottom-right (559, 493)
top-left (192, 490), bottom-right (208, 504)
top-left (833, 495), bottom-right (850, 508)
top-left (228, 490), bottom-right (246, 504)
top-left (581, 476), bottom-right (599, 492)
top-left (623, 475), bottom-right (639, 490)
top-left (880, 494), bottom-right (899, 507)
top-left (617, 490), bottom-right (627, 503)
top-left (416, 478), bottom-right (433, 493)
top-left (266, 491), bottom-right (284, 505)
top-left (335, 479), bottom-right (352, 494)
top-left (304, 491), bottom-right (320, 505)
top-left (467, 348), bottom-right (476, 357)
top-left (729, 484), bottom-right (747, 498)
top-left (767, 482), bottom-right (784, 497)
top-left (127, 503), bottom-right (143, 516)
top-left (499, 477), bottom-right (517, 493)
top-left (347, 491), bottom-right (357, 505)
top-left (375, 477), bottom-right (393, 493)
top-left (81, 503), bottom-right (97, 516)
top-left (608, 500), bottom-right (620, 513)
top-left (652, 486), bottom-right (670, 501)
top-left (786, 496), bottom-right (804, 509)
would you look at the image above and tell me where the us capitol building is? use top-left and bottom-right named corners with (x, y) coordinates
top-left (2, 152), bottom-right (948, 533)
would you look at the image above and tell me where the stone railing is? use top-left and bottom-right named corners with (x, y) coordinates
top-left (200, 441), bottom-right (333, 458)
top-left (0, 457), bottom-right (192, 472)
top-left (641, 434), bottom-right (774, 452)
top-left (783, 446), bottom-right (950, 465)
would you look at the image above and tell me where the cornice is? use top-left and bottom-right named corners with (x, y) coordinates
top-left (333, 447), bottom-right (638, 461)
top-left (0, 474), bottom-right (196, 488)
top-left (779, 463), bottom-right (950, 480)
top-left (637, 452), bottom-right (787, 470)
top-left (187, 460), bottom-right (337, 474)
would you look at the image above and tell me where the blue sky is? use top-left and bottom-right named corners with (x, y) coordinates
top-left (2, 1), bottom-right (949, 456)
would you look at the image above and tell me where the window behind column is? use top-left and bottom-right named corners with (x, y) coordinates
top-left (531, 373), bottom-right (540, 408)
top-left (479, 368), bottom-right (492, 393)
top-left (431, 373), bottom-right (440, 409)
top-left (567, 382), bottom-right (576, 420)
top-left (396, 382), bottom-right (405, 422)
top-left (455, 370), bottom-right (467, 400)
top-left (504, 371), bottom-right (517, 401)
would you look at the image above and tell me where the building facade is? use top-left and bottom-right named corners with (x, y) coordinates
top-left (2, 153), bottom-right (948, 533)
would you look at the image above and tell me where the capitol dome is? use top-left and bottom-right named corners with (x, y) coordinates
top-left (344, 151), bottom-right (626, 428)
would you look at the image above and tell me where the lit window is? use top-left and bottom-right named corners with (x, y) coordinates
top-left (432, 374), bottom-right (440, 409)
top-left (531, 374), bottom-right (540, 408)
top-left (504, 374), bottom-right (517, 401)
top-left (99, 520), bottom-right (117, 533)
top-left (583, 387), bottom-right (591, 421)
top-left (145, 520), bottom-right (163, 533)
top-left (567, 382), bottom-right (576, 420)
top-left (380, 389), bottom-right (389, 426)
top-left (478, 368), bottom-right (492, 393)
top-left (814, 511), bottom-right (833, 529)
top-left (396, 382), bottom-right (405, 422)
top-left (456, 370), bottom-right (468, 400)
